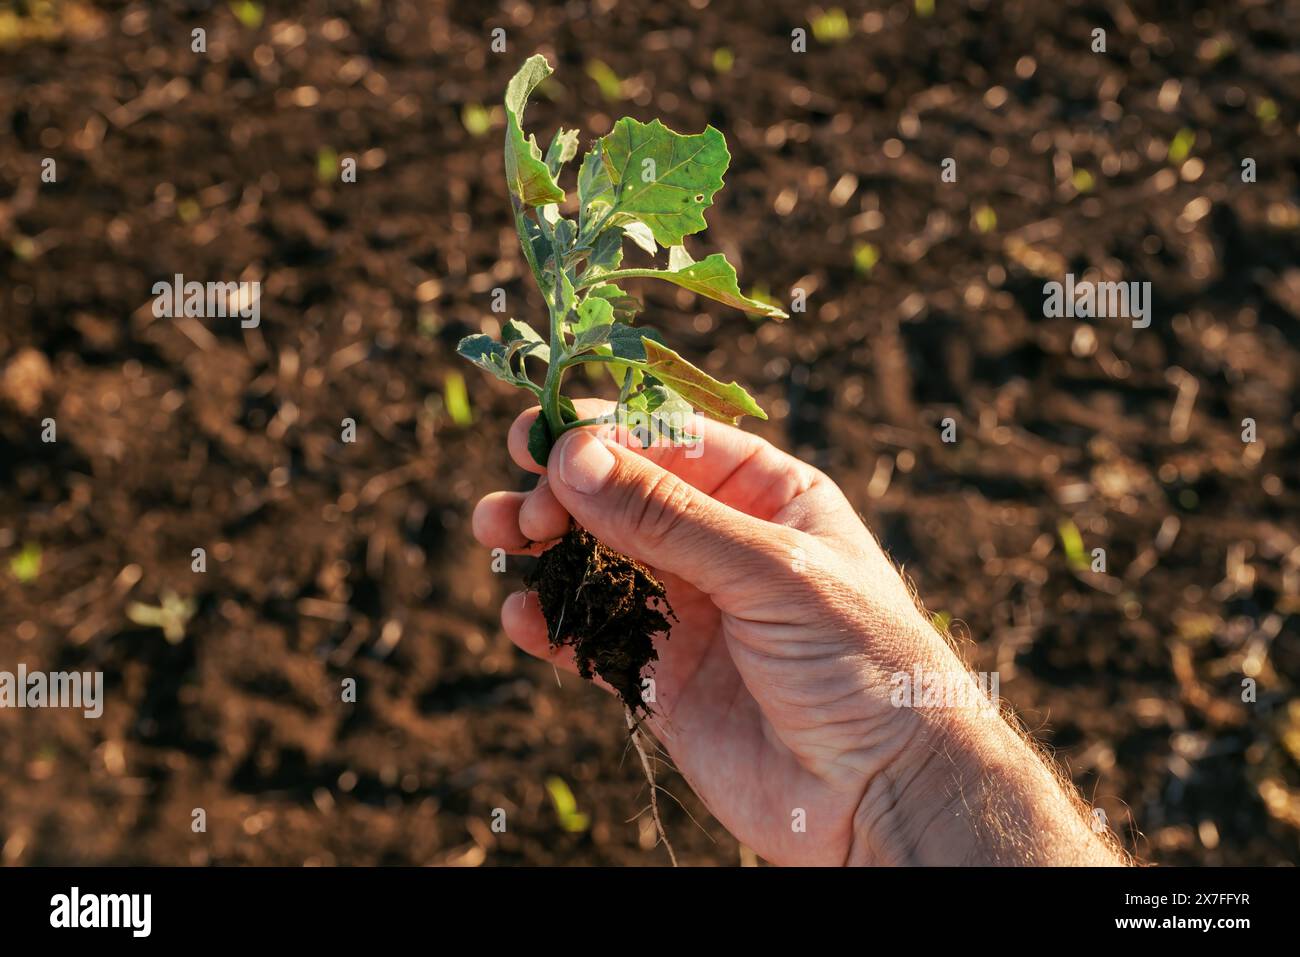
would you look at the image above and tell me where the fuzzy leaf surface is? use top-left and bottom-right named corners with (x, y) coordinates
top-left (640, 338), bottom-right (766, 423)
top-left (621, 385), bottom-right (701, 444)
top-left (569, 297), bottom-right (615, 352)
top-left (601, 247), bottom-right (787, 318)
top-left (545, 127), bottom-right (581, 177)
top-left (584, 282), bottom-right (641, 324)
top-left (502, 319), bottom-right (550, 365)
top-left (457, 334), bottom-right (517, 385)
top-left (596, 118), bottom-right (729, 246)
top-left (504, 55), bottom-right (565, 206)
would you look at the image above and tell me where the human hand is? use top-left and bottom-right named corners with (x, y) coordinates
top-left (473, 400), bottom-right (1124, 866)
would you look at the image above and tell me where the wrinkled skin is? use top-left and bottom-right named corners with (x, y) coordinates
top-left (473, 399), bottom-right (961, 865)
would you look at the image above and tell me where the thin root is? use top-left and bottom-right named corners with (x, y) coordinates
top-left (654, 783), bottom-right (714, 843)
top-left (626, 706), bottom-right (677, 866)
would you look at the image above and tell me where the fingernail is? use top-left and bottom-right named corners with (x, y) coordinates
top-left (557, 431), bottom-right (616, 494)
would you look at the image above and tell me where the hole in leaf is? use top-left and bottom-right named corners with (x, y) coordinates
top-left (694, 194), bottom-right (704, 201)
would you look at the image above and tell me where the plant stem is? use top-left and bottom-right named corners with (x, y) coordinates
top-left (573, 267), bottom-right (667, 290)
top-left (541, 362), bottom-right (566, 437)
top-left (557, 413), bottom-right (618, 435)
top-left (542, 222), bottom-right (569, 437)
top-left (562, 353), bottom-right (643, 368)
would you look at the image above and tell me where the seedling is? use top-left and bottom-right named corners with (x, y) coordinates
top-left (545, 775), bottom-right (590, 833)
top-left (126, 591), bottom-right (197, 644)
top-left (457, 57), bottom-right (783, 858)
top-left (10, 542), bottom-right (43, 583)
top-left (458, 53), bottom-right (783, 479)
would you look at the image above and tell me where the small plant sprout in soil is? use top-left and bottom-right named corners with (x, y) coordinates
top-left (457, 54), bottom-right (784, 859)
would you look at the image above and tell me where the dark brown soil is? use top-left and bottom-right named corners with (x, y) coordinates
top-left (1, 0), bottom-right (1297, 866)
top-left (527, 528), bottom-right (673, 714)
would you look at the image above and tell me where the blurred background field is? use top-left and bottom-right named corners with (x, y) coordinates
top-left (0, 0), bottom-right (1298, 865)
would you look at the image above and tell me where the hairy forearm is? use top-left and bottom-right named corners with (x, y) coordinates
top-left (851, 681), bottom-right (1129, 866)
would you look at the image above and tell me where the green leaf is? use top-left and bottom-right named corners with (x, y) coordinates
top-left (572, 296), bottom-right (613, 333)
top-left (641, 338), bottom-right (766, 423)
top-left (570, 296), bottom-right (614, 352)
top-left (666, 246), bottom-right (787, 317)
top-left (457, 334), bottom-right (517, 385)
top-left (585, 282), bottom-right (641, 324)
top-left (527, 398), bottom-right (581, 467)
top-left (554, 266), bottom-right (576, 324)
top-left (577, 143), bottom-right (615, 236)
top-left (502, 318), bottom-right (546, 343)
top-left (502, 319), bottom-right (550, 365)
top-left (589, 324), bottom-right (662, 392)
top-left (457, 333), bottom-right (506, 369)
top-left (504, 55), bottom-right (565, 206)
top-left (542, 204), bottom-right (577, 249)
top-left (620, 385), bottom-right (701, 445)
top-left (572, 327), bottom-right (612, 352)
top-left (545, 127), bottom-right (581, 177)
top-left (527, 415), bottom-right (553, 467)
top-left (622, 220), bottom-right (656, 255)
top-left (582, 247), bottom-right (788, 318)
top-left (519, 211), bottom-right (552, 287)
top-left (608, 324), bottom-right (662, 360)
top-left (597, 117), bottom-right (729, 247)
top-left (581, 226), bottom-right (624, 281)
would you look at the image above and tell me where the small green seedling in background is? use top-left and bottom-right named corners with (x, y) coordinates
top-left (1058, 519), bottom-right (1089, 572)
top-left (811, 8), bottom-right (852, 43)
top-left (126, 592), bottom-right (197, 644)
top-left (1166, 127), bottom-right (1196, 165)
top-left (316, 146), bottom-right (338, 183)
top-left (457, 54), bottom-right (784, 467)
top-left (442, 369), bottom-right (473, 426)
top-left (585, 59), bottom-right (625, 101)
top-left (10, 542), bottom-right (42, 583)
top-left (853, 241), bottom-right (880, 275)
top-left (229, 0), bottom-right (264, 29)
top-left (545, 775), bottom-right (590, 833)
top-left (461, 103), bottom-right (493, 137)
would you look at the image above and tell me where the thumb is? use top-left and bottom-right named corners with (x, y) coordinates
top-left (546, 429), bottom-right (789, 595)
